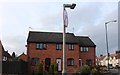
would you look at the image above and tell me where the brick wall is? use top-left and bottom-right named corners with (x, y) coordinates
top-left (27, 43), bottom-right (95, 73)
top-left (79, 47), bottom-right (96, 67)
top-left (18, 54), bottom-right (27, 62)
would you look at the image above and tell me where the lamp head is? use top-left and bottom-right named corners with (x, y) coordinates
top-left (113, 20), bottom-right (117, 22)
top-left (105, 20), bottom-right (117, 24)
top-left (70, 3), bottom-right (76, 9)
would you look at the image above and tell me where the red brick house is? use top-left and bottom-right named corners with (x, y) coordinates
top-left (18, 53), bottom-right (27, 62)
top-left (26, 31), bottom-right (96, 73)
top-left (0, 40), bottom-right (12, 61)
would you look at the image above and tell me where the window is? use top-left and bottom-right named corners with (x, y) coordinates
top-left (56, 44), bottom-right (62, 50)
top-left (68, 44), bottom-right (74, 50)
top-left (67, 58), bottom-right (74, 66)
top-left (31, 58), bottom-right (39, 65)
top-left (86, 59), bottom-right (92, 66)
top-left (80, 47), bottom-right (89, 52)
top-left (36, 43), bottom-right (46, 49)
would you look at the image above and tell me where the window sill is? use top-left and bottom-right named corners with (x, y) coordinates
top-left (80, 51), bottom-right (88, 52)
top-left (36, 48), bottom-right (47, 50)
top-left (68, 50), bottom-right (74, 51)
top-left (56, 49), bottom-right (62, 50)
top-left (67, 65), bottom-right (74, 66)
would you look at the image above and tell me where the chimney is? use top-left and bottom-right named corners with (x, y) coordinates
top-left (116, 50), bottom-right (120, 54)
top-left (100, 54), bottom-right (103, 57)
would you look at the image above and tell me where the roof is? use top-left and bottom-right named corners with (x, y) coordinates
top-left (18, 53), bottom-right (27, 58)
top-left (0, 40), bottom-right (4, 52)
top-left (18, 53), bottom-right (27, 62)
top-left (76, 36), bottom-right (96, 47)
top-left (2, 51), bottom-right (12, 58)
top-left (96, 53), bottom-right (120, 60)
top-left (96, 56), bottom-right (106, 60)
top-left (27, 31), bottom-right (96, 47)
top-left (0, 40), bottom-right (3, 60)
top-left (0, 40), bottom-right (12, 58)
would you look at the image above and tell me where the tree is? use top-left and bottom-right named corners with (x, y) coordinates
top-left (12, 52), bottom-right (17, 61)
top-left (12, 52), bottom-right (16, 58)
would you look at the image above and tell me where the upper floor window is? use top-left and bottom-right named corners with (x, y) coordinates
top-left (68, 44), bottom-right (74, 50)
top-left (56, 44), bottom-right (62, 50)
top-left (36, 43), bottom-right (46, 50)
top-left (67, 58), bottom-right (74, 66)
top-left (80, 47), bottom-right (88, 52)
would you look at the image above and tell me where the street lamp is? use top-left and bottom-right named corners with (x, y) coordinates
top-left (105, 20), bottom-right (117, 71)
top-left (62, 3), bottom-right (76, 74)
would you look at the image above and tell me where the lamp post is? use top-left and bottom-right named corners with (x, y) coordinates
top-left (105, 20), bottom-right (117, 71)
top-left (62, 3), bottom-right (76, 75)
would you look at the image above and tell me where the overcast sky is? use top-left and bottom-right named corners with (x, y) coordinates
top-left (0, 0), bottom-right (119, 56)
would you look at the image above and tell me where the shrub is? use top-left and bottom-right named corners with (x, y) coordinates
top-left (49, 62), bottom-right (58, 74)
top-left (91, 68), bottom-right (98, 75)
top-left (80, 65), bottom-right (91, 75)
top-left (53, 62), bottom-right (58, 72)
top-left (49, 63), bottom-right (54, 74)
top-left (95, 65), bottom-right (102, 74)
top-left (38, 63), bottom-right (43, 75)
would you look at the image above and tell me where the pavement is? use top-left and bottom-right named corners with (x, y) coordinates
top-left (109, 68), bottom-right (120, 75)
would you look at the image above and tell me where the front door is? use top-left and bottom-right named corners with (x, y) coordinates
top-left (56, 58), bottom-right (61, 71)
top-left (45, 58), bottom-right (51, 71)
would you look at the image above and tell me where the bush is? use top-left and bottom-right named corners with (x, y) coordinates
top-left (91, 68), bottom-right (98, 75)
top-left (95, 65), bottom-right (102, 74)
top-left (53, 62), bottom-right (58, 72)
top-left (38, 63), bottom-right (43, 75)
top-left (49, 62), bottom-right (58, 74)
top-left (49, 63), bottom-right (54, 74)
top-left (80, 65), bottom-right (91, 75)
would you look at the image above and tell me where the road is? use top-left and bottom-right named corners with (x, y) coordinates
top-left (109, 68), bottom-right (120, 75)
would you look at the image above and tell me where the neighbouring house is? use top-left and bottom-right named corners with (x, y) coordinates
top-left (96, 55), bottom-right (106, 66)
top-left (96, 51), bottom-right (120, 68)
top-left (0, 40), bottom-right (12, 61)
top-left (0, 40), bottom-right (2, 61)
top-left (26, 31), bottom-right (96, 73)
top-left (1, 40), bottom-right (28, 74)
top-left (18, 53), bottom-right (27, 62)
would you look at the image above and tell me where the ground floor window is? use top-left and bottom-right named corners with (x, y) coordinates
top-left (67, 58), bottom-right (74, 66)
top-left (31, 58), bottom-right (39, 65)
top-left (86, 59), bottom-right (92, 66)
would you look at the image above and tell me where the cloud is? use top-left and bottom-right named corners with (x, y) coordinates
top-left (2, 34), bottom-right (26, 56)
top-left (64, 2), bottom-right (118, 56)
top-left (1, 2), bottom-right (118, 56)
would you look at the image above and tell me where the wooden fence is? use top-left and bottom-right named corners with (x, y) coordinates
top-left (2, 61), bottom-right (28, 74)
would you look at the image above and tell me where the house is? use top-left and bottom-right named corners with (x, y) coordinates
top-left (18, 52), bottom-right (27, 62)
top-left (0, 40), bottom-right (2, 61)
top-left (26, 31), bottom-right (96, 73)
top-left (96, 55), bottom-right (106, 66)
top-left (96, 51), bottom-right (120, 68)
top-left (0, 40), bottom-right (12, 61)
